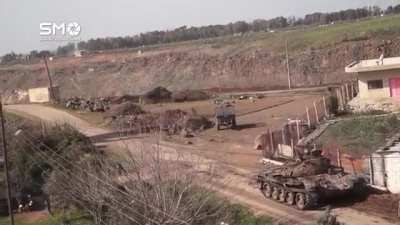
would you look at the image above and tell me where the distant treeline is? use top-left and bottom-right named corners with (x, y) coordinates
top-left (74, 5), bottom-right (400, 52)
top-left (2, 4), bottom-right (400, 64)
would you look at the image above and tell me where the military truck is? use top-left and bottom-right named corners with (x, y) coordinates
top-left (257, 150), bottom-right (366, 210)
top-left (215, 102), bottom-right (236, 130)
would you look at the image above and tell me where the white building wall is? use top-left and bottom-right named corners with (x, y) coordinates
top-left (384, 152), bottom-right (400, 193)
top-left (371, 151), bottom-right (400, 194)
top-left (28, 87), bottom-right (51, 103)
top-left (371, 153), bottom-right (385, 188)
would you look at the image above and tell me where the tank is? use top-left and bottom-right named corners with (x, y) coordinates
top-left (257, 154), bottom-right (366, 210)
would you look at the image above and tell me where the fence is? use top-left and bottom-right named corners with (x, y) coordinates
top-left (258, 81), bottom-right (359, 159)
top-left (336, 81), bottom-right (359, 110)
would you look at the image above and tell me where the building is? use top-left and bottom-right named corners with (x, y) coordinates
top-left (369, 134), bottom-right (400, 193)
top-left (28, 86), bottom-right (59, 103)
top-left (346, 56), bottom-right (400, 100)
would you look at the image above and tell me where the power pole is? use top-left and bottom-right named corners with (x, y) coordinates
top-left (0, 101), bottom-right (15, 225)
top-left (43, 57), bottom-right (56, 103)
top-left (285, 40), bottom-right (291, 90)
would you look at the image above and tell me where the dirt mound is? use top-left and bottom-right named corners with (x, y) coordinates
top-left (144, 86), bottom-right (172, 103)
top-left (172, 90), bottom-right (210, 102)
top-left (109, 95), bottom-right (141, 104)
top-left (159, 109), bottom-right (214, 135)
top-left (184, 115), bottom-right (214, 131)
top-left (107, 102), bottom-right (145, 118)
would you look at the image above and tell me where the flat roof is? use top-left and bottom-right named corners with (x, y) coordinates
top-left (345, 56), bottom-right (400, 73)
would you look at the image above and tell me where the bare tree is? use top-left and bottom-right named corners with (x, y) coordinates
top-left (44, 136), bottom-right (227, 225)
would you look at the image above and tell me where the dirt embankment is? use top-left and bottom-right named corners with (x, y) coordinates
top-left (1, 38), bottom-right (400, 100)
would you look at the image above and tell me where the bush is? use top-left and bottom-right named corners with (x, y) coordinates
top-left (318, 115), bottom-right (400, 155)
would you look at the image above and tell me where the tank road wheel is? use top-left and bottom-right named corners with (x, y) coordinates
top-left (278, 189), bottom-right (286, 202)
top-left (295, 193), bottom-right (307, 210)
top-left (286, 192), bottom-right (295, 205)
top-left (295, 193), bottom-right (315, 210)
top-left (262, 184), bottom-right (272, 198)
top-left (272, 187), bottom-right (279, 200)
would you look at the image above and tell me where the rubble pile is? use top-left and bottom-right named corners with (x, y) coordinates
top-left (348, 96), bottom-right (400, 113)
top-left (111, 108), bottom-right (213, 137)
top-left (62, 97), bottom-right (111, 112)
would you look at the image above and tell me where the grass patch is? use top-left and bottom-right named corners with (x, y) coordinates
top-left (318, 115), bottom-right (400, 155)
top-left (118, 14), bottom-right (400, 55)
top-left (46, 103), bottom-right (107, 127)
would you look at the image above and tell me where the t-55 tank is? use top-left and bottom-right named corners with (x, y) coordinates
top-left (257, 153), bottom-right (366, 210)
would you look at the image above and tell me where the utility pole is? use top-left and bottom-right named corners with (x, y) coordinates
top-left (285, 40), bottom-right (291, 90)
top-left (43, 57), bottom-right (56, 103)
top-left (0, 101), bottom-right (15, 225)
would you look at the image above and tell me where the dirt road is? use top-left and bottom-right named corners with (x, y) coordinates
top-left (5, 104), bottom-right (397, 225)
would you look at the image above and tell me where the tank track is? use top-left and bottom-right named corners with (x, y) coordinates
top-left (259, 181), bottom-right (319, 210)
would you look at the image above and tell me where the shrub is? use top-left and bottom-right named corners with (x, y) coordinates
top-left (144, 86), bottom-right (172, 103)
top-left (172, 90), bottom-right (210, 102)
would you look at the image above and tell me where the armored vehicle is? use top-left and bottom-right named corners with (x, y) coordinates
top-left (215, 102), bottom-right (236, 130)
top-left (257, 153), bottom-right (365, 210)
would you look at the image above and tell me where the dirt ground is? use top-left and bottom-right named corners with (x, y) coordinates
top-left (14, 211), bottom-right (48, 224)
top-left (352, 193), bottom-right (400, 222)
top-left (5, 92), bottom-right (399, 225)
top-left (145, 94), bottom-right (321, 170)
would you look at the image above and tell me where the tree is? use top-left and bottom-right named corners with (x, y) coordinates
top-left (1, 52), bottom-right (17, 64)
top-left (56, 43), bottom-right (75, 56)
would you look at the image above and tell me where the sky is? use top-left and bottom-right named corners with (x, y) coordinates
top-left (0, 0), bottom-right (398, 55)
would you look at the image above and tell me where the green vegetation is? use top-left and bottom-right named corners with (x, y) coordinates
top-left (0, 211), bottom-right (91, 225)
top-left (217, 14), bottom-right (400, 53)
top-left (0, 204), bottom-right (273, 225)
top-left (318, 115), bottom-right (400, 155)
top-left (125, 14), bottom-right (400, 57)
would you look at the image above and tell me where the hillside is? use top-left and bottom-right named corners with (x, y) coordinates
top-left (1, 15), bottom-right (400, 99)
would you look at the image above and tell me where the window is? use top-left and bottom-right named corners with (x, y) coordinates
top-left (368, 80), bottom-right (383, 90)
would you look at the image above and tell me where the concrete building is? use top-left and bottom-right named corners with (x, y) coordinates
top-left (346, 56), bottom-right (400, 100)
top-left (369, 136), bottom-right (400, 193)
